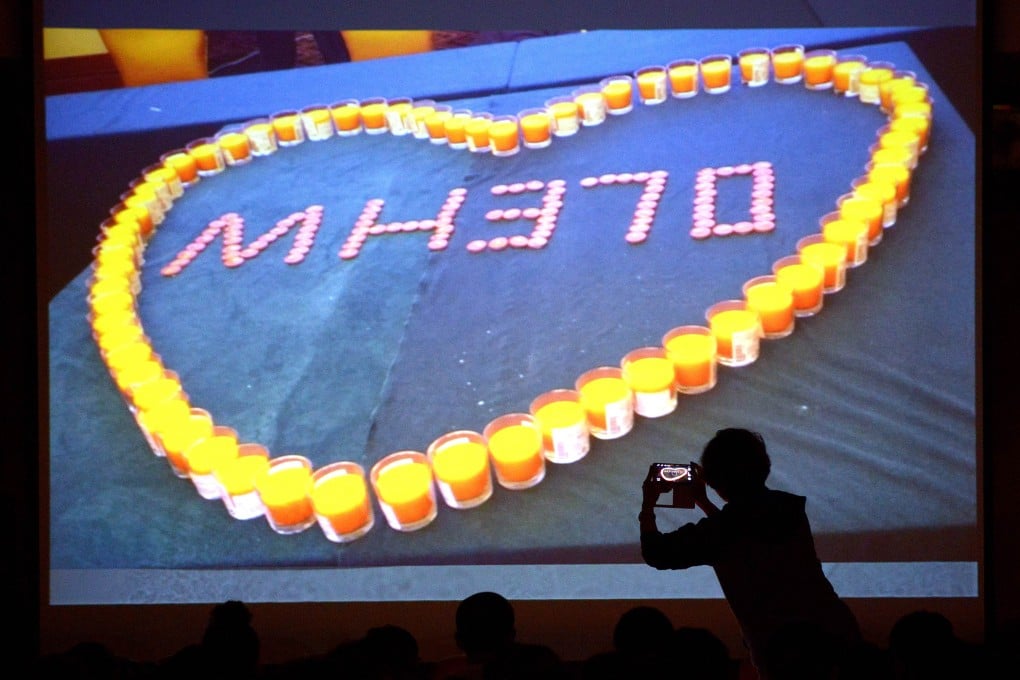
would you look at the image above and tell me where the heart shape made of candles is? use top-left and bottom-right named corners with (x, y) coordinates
top-left (88, 49), bottom-right (931, 541)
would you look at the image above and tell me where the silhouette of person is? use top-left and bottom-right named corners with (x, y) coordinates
top-left (887, 609), bottom-right (986, 680)
top-left (158, 599), bottom-right (260, 679)
top-left (671, 626), bottom-right (739, 680)
top-left (431, 591), bottom-right (565, 680)
top-left (639, 428), bottom-right (862, 680)
top-left (610, 605), bottom-right (674, 673)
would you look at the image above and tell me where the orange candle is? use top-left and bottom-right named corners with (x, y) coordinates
top-left (465, 115), bottom-right (493, 151)
top-left (663, 325), bottom-right (717, 394)
top-left (157, 408), bottom-right (215, 478)
top-left (143, 164), bottom-right (183, 199)
top-left (833, 55), bottom-right (867, 96)
top-left (543, 98), bottom-right (578, 137)
top-left (443, 112), bottom-right (472, 148)
top-left (821, 214), bottom-right (869, 267)
top-left (383, 99), bottom-right (413, 135)
top-left (796, 235), bottom-right (847, 293)
top-left (738, 49), bottom-right (770, 86)
top-left (370, 451), bottom-right (438, 530)
top-left (879, 71), bottom-right (917, 112)
top-left (484, 414), bottom-right (545, 489)
top-left (270, 111), bottom-right (305, 145)
top-left (621, 347), bottom-right (678, 418)
top-left (573, 88), bottom-right (608, 125)
top-left (600, 76), bottom-right (634, 113)
top-left (518, 109), bottom-right (552, 148)
top-left (216, 131), bottom-right (252, 165)
top-left (529, 390), bottom-right (590, 464)
top-left (301, 105), bottom-right (335, 140)
top-left (424, 109), bottom-right (453, 143)
top-left (771, 45), bottom-right (804, 83)
top-left (359, 99), bottom-right (389, 134)
top-left (136, 395), bottom-right (191, 457)
top-left (667, 59), bottom-right (699, 97)
top-left (255, 455), bottom-right (316, 533)
top-left (575, 367), bottom-right (634, 440)
top-left (635, 66), bottom-right (668, 103)
top-left (867, 162), bottom-right (912, 206)
top-left (839, 192), bottom-right (885, 244)
top-left (215, 445), bottom-right (270, 520)
top-left (488, 116), bottom-right (520, 156)
top-left (742, 276), bottom-right (795, 339)
top-left (185, 431), bottom-right (240, 499)
top-left (772, 256), bottom-right (824, 316)
top-left (427, 431), bottom-right (493, 507)
top-left (186, 139), bottom-right (225, 175)
top-left (329, 100), bottom-right (362, 135)
top-left (699, 55), bottom-right (732, 93)
top-left (161, 150), bottom-right (199, 185)
top-left (243, 119), bottom-right (277, 155)
top-left (858, 62), bottom-right (895, 105)
top-left (410, 103), bottom-right (438, 138)
top-left (128, 371), bottom-right (182, 414)
top-left (311, 462), bottom-right (374, 541)
top-left (850, 180), bottom-right (897, 229)
top-left (803, 50), bottom-right (837, 90)
top-left (706, 300), bottom-right (761, 367)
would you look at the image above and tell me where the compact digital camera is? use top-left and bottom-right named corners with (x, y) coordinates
top-left (645, 462), bottom-right (697, 508)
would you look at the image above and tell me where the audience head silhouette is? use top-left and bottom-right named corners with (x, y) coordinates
top-left (700, 427), bottom-right (771, 501)
top-left (454, 591), bottom-right (518, 662)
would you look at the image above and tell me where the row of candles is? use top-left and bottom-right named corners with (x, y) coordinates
top-left (86, 46), bottom-right (934, 541)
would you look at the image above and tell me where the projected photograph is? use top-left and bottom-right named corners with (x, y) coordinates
top-left (45, 26), bottom-right (977, 604)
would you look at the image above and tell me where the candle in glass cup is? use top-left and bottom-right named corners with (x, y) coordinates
top-left (600, 75), bottom-right (634, 114)
top-left (137, 395), bottom-right (191, 458)
top-left (270, 110), bottom-right (305, 145)
top-left (359, 98), bottom-right (389, 134)
top-left (160, 149), bottom-right (200, 186)
top-left (370, 451), bottom-right (438, 530)
top-left (143, 164), bottom-right (183, 199)
top-left (301, 104), bottom-right (335, 141)
top-left (621, 347), bottom-right (678, 418)
top-left (832, 54), bottom-right (867, 96)
top-left (573, 86), bottom-right (608, 126)
top-left (803, 49), bottom-right (837, 90)
top-left (866, 162), bottom-right (912, 207)
top-left (705, 300), bottom-right (761, 367)
top-left (424, 105), bottom-right (453, 144)
top-left (483, 414), bottom-right (546, 489)
top-left (488, 116), bottom-right (521, 157)
top-left (158, 407), bottom-right (215, 478)
top-left (215, 443), bottom-right (270, 520)
top-left (443, 110), bottom-right (473, 149)
top-left (329, 100), bottom-right (362, 136)
top-left (879, 70), bottom-right (917, 112)
top-left (662, 325), bottom-right (717, 394)
top-left (243, 118), bottom-right (278, 155)
top-left (635, 66), bottom-right (668, 104)
top-left (186, 138), bottom-right (225, 176)
top-left (796, 234), bottom-right (847, 293)
top-left (869, 144), bottom-right (913, 172)
top-left (667, 59), bottom-right (699, 97)
top-left (889, 115), bottom-right (930, 155)
top-left (742, 276), bottom-right (795, 339)
top-left (877, 128), bottom-right (920, 169)
top-left (850, 179), bottom-right (898, 229)
top-left (128, 370), bottom-right (184, 415)
top-left (311, 461), bottom-right (374, 541)
top-left (858, 61), bottom-right (895, 105)
top-left (545, 96), bottom-right (580, 136)
top-left (529, 390), bottom-right (590, 464)
top-left (699, 54), bottom-right (732, 94)
top-left (383, 97), bottom-right (414, 135)
top-left (409, 101), bottom-right (437, 138)
top-left (427, 430), bottom-right (494, 508)
top-left (738, 48), bottom-right (770, 87)
top-left (838, 192), bottom-right (885, 244)
top-left (216, 130), bottom-right (253, 165)
top-left (820, 212), bottom-right (869, 267)
top-left (466, 114), bottom-right (493, 151)
top-left (575, 367), bottom-right (634, 440)
top-left (771, 44), bottom-right (804, 83)
top-left (518, 108), bottom-right (552, 149)
top-left (185, 428), bottom-right (240, 500)
top-left (772, 256), bottom-right (824, 317)
top-left (255, 455), bottom-right (316, 534)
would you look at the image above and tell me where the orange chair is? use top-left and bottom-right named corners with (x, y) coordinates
top-left (340, 30), bottom-right (433, 61)
top-left (98, 29), bottom-right (208, 87)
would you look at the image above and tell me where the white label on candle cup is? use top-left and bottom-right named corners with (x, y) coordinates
top-left (634, 389), bottom-right (676, 418)
top-left (603, 399), bottom-right (634, 436)
top-left (730, 329), bottom-right (760, 365)
top-left (550, 424), bottom-right (590, 463)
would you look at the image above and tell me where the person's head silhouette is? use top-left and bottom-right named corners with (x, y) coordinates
top-left (454, 591), bottom-right (517, 663)
top-left (699, 428), bottom-right (771, 501)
